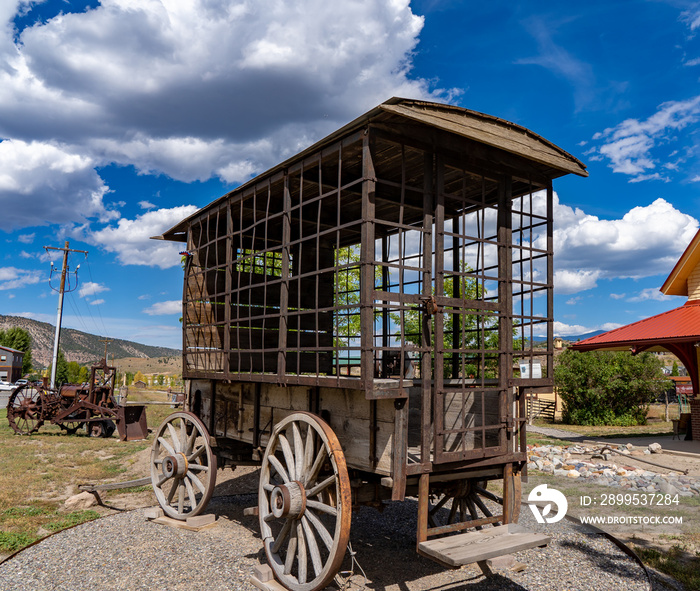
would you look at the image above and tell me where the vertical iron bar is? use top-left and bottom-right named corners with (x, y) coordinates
top-left (278, 174), bottom-right (291, 380)
top-left (498, 175), bottom-right (513, 450)
top-left (547, 182), bottom-right (554, 380)
top-left (224, 205), bottom-right (232, 377)
top-left (421, 152), bottom-right (434, 466)
top-left (360, 129), bottom-right (376, 392)
top-left (433, 156), bottom-right (445, 460)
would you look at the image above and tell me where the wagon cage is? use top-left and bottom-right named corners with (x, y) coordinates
top-left (150, 98), bottom-right (587, 590)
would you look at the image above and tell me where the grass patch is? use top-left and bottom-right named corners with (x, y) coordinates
top-left (44, 510), bottom-right (100, 532)
top-left (0, 402), bottom-right (172, 555)
top-left (635, 546), bottom-right (700, 591)
top-left (0, 531), bottom-right (39, 553)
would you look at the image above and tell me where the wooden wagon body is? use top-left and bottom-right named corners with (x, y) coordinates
top-left (151, 98), bottom-right (586, 590)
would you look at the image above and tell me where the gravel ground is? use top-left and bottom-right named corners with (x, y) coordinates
top-left (0, 487), bottom-right (668, 591)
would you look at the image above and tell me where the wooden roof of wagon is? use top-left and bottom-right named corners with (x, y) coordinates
top-left (156, 97), bottom-right (587, 242)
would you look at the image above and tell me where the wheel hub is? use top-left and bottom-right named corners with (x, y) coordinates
top-left (162, 453), bottom-right (188, 478)
top-left (270, 481), bottom-right (306, 519)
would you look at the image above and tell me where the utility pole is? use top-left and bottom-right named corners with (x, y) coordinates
top-left (44, 241), bottom-right (88, 389)
top-left (99, 338), bottom-right (113, 363)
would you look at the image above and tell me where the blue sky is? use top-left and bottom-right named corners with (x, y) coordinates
top-left (2, 0), bottom-right (700, 351)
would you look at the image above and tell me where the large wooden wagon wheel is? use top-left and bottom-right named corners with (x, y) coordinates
top-left (428, 471), bottom-right (521, 530)
top-left (150, 411), bottom-right (217, 520)
top-left (259, 412), bottom-right (352, 591)
top-left (7, 384), bottom-right (44, 435)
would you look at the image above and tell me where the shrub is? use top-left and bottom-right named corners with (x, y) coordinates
top-left (555, 350), bottom-right (670, 426)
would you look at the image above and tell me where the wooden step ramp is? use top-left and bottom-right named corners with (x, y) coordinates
top-left (418, 523), bottom-right (550, 568)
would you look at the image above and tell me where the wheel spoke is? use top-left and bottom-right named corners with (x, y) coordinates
top-left (187, 471), bottom-right (206, 494)
top-left (296, 520), bottom-right (307, 584)
top-left (272, 518), bottom-right (293, 554)
top-left (305, 499), bottom-right (337, 517)
top-left (292, 422), bottom-right (304, 484)
top-left (184, 476), bottom-right (197, 510)
top-left (268, 455), bottom-right (290, 483)
top-left (167, 482), bottom-right (178, 504)
top-left (188, 463), bottom-right (208, 472)
top-left (186, 424), bottom-right (198, 454)
top-left (179, 418), bottom-right (187, 453)
top-left (301, 515), bottom-right (323, 577)
top-left (303, 425), bottom-right (315, 475)
top-left (304, 444), bottom-right (327, 488)
top-left (279, 434), bottom-right (296, 481)
top-left (188, 444), bottom-right (206, 463)
top-left (166, 423), bottom-right (180, 452)
top-left (306, 474), bottom-right (335, 498)
top-left (158, 436), bottom-right (176, 457)
top-left (177, 483), bottom-right (185, 513)
top-left (305, 507), bottom-right (334, 550)
top-left (284, 526), bottom-right (297, 575)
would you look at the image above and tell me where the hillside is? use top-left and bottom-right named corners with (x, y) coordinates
top-left (0, 315), bottom-right (180, 368)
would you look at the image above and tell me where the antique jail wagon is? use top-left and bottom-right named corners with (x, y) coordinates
top-left (150, 98), bottom-right (587, 590)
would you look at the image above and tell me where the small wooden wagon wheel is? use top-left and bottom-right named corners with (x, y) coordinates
top-left (429, 471), bottom-right (521, 530)
top-left (259, 412), bottom-right (352, 591)
top-left (7, 384), bottom-right (44, 435)
top-left (150, 411), bottom-right (217, 520)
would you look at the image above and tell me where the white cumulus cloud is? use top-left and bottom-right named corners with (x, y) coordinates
top-left (0, 0), bottom-right (453, 230)
top-left (0, 139), bottom-right (116, 230)
top-left (590, 95), bottom-right (700, 181)
top-left (87, 205), bottom-right (198, 269)
top-left (143, 300), bottom-right (182, 315)
top-left (0, 266), bottom-right (44, 290)
top-left (550, 196), bottom-right (698, 292)
top-left (78, 281), bottom-right (109, 298)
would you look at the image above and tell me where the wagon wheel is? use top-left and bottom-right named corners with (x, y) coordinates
top-left (61, 411), bottom-right (87, 435)
top-left (7, 384), bottom-right (44, 435)
top-left (259, 412), bottom-right (351, 591)
top-left (150, 411), bottom-right (217, 520)
top-left (428, 471), bottom-right (521, 531)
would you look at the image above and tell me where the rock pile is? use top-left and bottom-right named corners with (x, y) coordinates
top-left (527, 443), bottom-right (700, 497)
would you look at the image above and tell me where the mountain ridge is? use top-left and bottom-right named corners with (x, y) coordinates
top-left (0, 315), bottom-right (180, 367)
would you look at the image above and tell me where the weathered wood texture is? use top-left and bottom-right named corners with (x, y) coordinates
top-left (208, 381), bottom-right (397, 475)
top-left (418, 523), bottom-right (550, 567)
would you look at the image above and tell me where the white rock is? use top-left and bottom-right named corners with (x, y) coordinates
top-left (64, 491), bottom-right (97, 511)
top-left (648, 442), bottom-right (662, 454)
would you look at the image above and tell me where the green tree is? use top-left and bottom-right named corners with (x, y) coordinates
top-left (671, 360), bottom-right (679, 376)
top-left (78, 365), bottom-right (90, 383)
top-left (46, 349), bottom-right (69, 387)
top-left (555, 350), bottom-right (669, 426)
top-left (126, 371), bottom-right (134, 386)
top-left (66, 361), bottom-right (82, 384)
top-left (0, 327), bottom-right (33, 375)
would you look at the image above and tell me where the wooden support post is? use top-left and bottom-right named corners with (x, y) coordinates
top-left (417, 473), bottom-right (429, 544)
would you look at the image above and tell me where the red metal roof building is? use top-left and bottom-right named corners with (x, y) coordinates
top-left (572, 228), bottom-right (700, 390)
top-left (572, 229), bottom-right (700, 428)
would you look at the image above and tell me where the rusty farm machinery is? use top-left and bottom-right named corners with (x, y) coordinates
top-left (6, 359), bottom-right (147, 441)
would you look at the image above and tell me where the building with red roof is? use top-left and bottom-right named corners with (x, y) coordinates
top-left (572, 229), bottom-right (700, 439)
